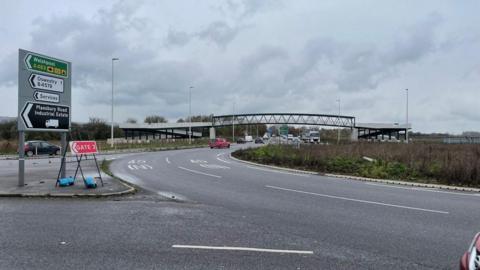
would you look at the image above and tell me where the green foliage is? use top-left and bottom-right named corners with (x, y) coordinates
top-left (232, 143), bottom-right (480, 188)
top-left (144, 115), bottom-right (168, 124)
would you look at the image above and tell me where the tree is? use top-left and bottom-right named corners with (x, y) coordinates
top-left (176, 118), bottom-right (185, 123)
top-left (126, 118), bottom-right (137, 124)
top-left (144, 115), bottom-right (168, 124)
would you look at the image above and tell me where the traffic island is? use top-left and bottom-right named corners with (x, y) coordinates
top-left (0, 157), bottom-right (135, 198)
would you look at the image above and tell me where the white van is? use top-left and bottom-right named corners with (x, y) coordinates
top-left (45, 119), bottom-right (59, 128)
top-left (245, 135), bottom-right (253, 142)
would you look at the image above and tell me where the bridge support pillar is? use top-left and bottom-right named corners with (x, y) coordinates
top-left (350, 128), bottom-right (358, 142)
top-left (209, 127), bottom-right (216, 141)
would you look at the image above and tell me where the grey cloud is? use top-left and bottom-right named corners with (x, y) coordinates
top-left (239, 45), bottom-right (288, 75)
top-left (223, 0), bottom-right (282, 18)
top-left (0, 53), bottom-right (17, 87)
top-left (284, 37), bottom-right (339, 83)
top-left (386, 13), bottom-right (443, 65)
top-left (197, 21), bottom-right (242, 48)
top-left (164, 28), bottom-right (191, 48)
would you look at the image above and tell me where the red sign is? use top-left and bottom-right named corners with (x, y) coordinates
top-left (69, 141), bottom-right (98, 155)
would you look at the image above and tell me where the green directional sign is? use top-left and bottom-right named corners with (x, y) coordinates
top-left (280, 125), bottom-right (289, 136)
top-left (24, 53), bottom-right (68, 78)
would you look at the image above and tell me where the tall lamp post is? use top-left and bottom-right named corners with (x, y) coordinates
top-left (232, 101), bottom-right (235, 143)
top-left (336, 99), bottom-right (341, 144)
top-left (189, 86), bottom-right (194, 144)
top-left (405, 88), bottom-right (409, 144)
top-left (111, 58), bottom-right (119, 148)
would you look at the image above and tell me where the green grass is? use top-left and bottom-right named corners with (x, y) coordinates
top-left (232, 144), bottom-right (480, 187)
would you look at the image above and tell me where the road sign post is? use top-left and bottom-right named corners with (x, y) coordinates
top-left (18, 49), bottom-right (71, 187)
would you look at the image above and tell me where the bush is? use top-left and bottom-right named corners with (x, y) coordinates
top-left (232, 143), bottom-right (480, 188)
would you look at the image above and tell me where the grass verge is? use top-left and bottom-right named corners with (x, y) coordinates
top-left (232, 144), bottom-right (480, 188)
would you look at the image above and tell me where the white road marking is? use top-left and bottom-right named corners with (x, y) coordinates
top-left (247, 166), bottom-right (310, 177)
top-left (191, 159), bottom-right (208, 164)
top-left (128, 164), bottom-right (152, 170)
top-left (266, 185), bottom-right (449, 214)
top-left (165, 157), bottom-right (171, 164)
top-left (216, 157), bottom-right (231, 164)
top-left (178, 166), bottom-right (222, 178)
top-left (200, 164), bottom-right (230, 169)
top-left (216, 153), bottom-right (223, 157)
top-left (172, 245), bottom-right (313, 255)
top-left (364, 182), bottom-right (480, 197)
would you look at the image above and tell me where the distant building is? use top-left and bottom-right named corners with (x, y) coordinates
top-left (443, 137), bottom-right (480, 144)
top-left (0, 116), bottom-right (16, 123)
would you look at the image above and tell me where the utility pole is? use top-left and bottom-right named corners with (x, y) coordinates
top-left (232, 101), bottom-right (235, 142)
top-left (189, 86), bottom-right (193, 144)
top-left (336, 99), bottom-right (341, 144)
top-left (405, 88), bottom-right (409, 144)
top-left (111, 58), bottom-right (119, 148)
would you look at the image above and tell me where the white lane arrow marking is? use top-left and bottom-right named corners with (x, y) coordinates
top-left (22, 103), bottom-right (33, 128)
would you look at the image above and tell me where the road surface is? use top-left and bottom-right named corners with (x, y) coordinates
top-left (109, 145), bottom-right (480, 269)
top-left (1, 145), bottom-right (478, 269)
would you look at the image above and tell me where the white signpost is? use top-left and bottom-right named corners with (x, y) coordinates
top-left (18, 49), bottom-right (72, 187)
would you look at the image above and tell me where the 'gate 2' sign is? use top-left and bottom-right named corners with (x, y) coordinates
top-left (69, 141), bottom-right (98, 155)
top-left (18, 49), bottom-right (71, 132)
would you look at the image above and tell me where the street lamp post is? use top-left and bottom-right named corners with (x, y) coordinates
top-left (405, 88), bottom-right (409, 144)
top-left (336, 99), bottom-right (341, 144)
top-left (189, 86), bottom-right (193, 144)
top-left (111, 58), bottom-right (119, 148)
top-left (232, 101), bottom-right (235, 143)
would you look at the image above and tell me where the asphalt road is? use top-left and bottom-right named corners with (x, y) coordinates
top-left (1, 145), bottom-right (479, 269)
top-left (108, 144), bottom-right (480, 269)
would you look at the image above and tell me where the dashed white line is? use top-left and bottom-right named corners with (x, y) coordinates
top-left (247, 166), bottom-right (310, 177)
top-left (364, 182), bottom-right (480, 197)
top-left (172, 245), bottom-right (313, 254)
top-left (266, 185), bottom-right (449, 214)
top-left (178, 166), bottom-right (222, 179)
top-left (165, 157), bottom-right (171, 164)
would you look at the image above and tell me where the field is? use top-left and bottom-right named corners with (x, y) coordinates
top-left (232, 143), bottom-right (480, 188)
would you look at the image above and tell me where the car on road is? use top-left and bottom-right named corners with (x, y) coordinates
top-left (24, 140), bottom-right (61, 157)
top-left (254, 137), bottom-right (264, 144)
top-left (236, 138), bottom-right (246, 144)
top-left (460, 232), bottom-right (480, 270)
top-left (245, 135), bottom-right (253, 142)
top-left (209, 138), bottom-right (230, 149)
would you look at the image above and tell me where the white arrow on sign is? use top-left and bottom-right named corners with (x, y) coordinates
top-left (29, 74), bottom-right (64, 93)
top-left (22, 103), bottom-right (33, 128)
top-left (34, 91), bottom-right (59, 103)
top-left (25, 55), bottom-right (32, 69)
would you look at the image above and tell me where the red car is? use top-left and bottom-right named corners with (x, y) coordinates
top-left (460, 232), bottom-right (480, 270)
top-left (209, 138), bottom-right (230, 149)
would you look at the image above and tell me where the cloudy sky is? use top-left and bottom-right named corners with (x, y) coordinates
top-left (1, 0), bottom-right (479, 133)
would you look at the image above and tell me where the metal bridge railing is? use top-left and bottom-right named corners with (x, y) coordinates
top-left (212, 113), bottom-right (355, 128)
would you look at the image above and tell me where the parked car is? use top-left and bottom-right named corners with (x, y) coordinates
top-left (254, 138), bottom-right (264, 144)
top-left (245, 135), bottom-right (253, 142)
top-left (209, 138), bottom-right (230, 149)
top-left (460, 232), bottom-right (480, 270)
top-left (24, 141), bottom-right (61, 157)
top-left (236, 138), bottom-right (246, 144)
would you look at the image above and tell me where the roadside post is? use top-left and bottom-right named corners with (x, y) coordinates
top-left (280, 125), bottom-right (288, 144)
top-left (17, 49), bottom-right (71, 186)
